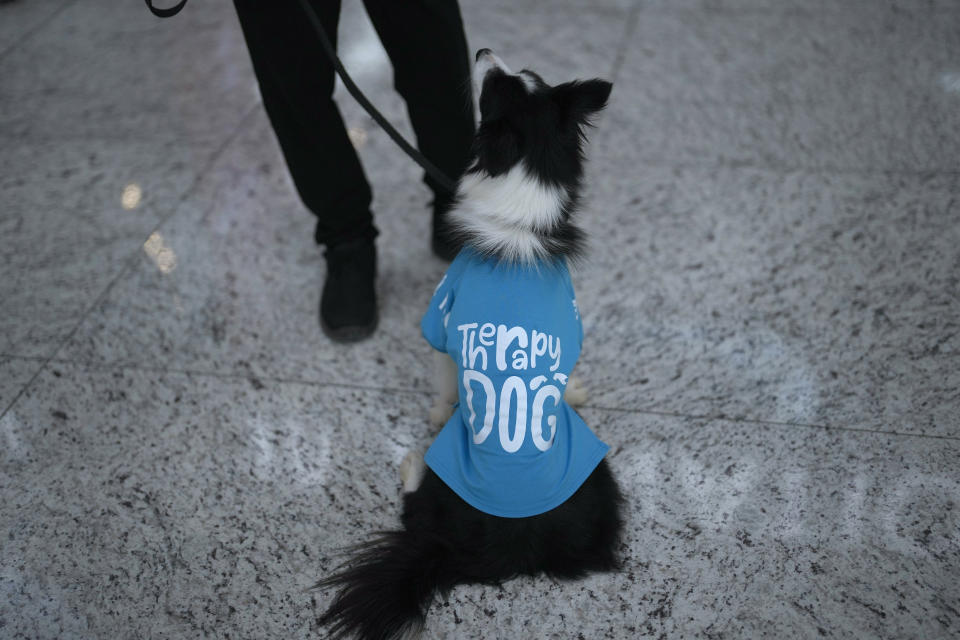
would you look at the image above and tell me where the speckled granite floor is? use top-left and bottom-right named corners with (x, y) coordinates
top-left (1, 1), bottom-right (958, 639)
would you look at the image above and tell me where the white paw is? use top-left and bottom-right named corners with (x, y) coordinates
top-left (429, 401), bottom-right (455, 427)
top-left (564, 376), bottom-right (589, 407)
top-left (399, 450), bottom-right (426, 493)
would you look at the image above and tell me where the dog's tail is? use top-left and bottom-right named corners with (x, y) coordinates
top-left (316, 530), bottom-right (452, 640)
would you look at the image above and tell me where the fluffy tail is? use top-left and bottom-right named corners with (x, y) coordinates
top-left (315, 530), bottom-right (450, 640)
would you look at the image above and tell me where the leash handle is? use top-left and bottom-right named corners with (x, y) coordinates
top-left (144, 0), bottom-right (459, 194)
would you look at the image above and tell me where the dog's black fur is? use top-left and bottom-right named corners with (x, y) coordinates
top-left (317, 54), bottom-right (622, 640)
top-left (317, 462), bottom-right (623, 639)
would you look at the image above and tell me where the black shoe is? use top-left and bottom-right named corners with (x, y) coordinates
top-left (431, 199), bottom-right (463, 262)
top-left (320, 236), bottom-right (378, 342)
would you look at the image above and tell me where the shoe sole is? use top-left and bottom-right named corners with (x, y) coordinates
top-left (320, 310), bottom-right (379, 343)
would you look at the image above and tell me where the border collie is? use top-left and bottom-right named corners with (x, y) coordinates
top-left (317, 49), bottom-right (623, 640)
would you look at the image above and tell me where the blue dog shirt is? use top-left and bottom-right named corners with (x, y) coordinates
top-left (421, 249), bottom-right (609, 518)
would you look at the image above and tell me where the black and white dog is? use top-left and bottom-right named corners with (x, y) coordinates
top-left (318, 50), bottom-right (623, 640)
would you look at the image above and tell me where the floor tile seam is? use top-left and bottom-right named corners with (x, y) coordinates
top-left (609, 0), bottom-right (644, 84)
top-left (637, 3), bottom-right (960, 16)
top-left (7, 354), bottom-right (957, 444)
top-left (2, 355), bottom-right (434, 398)
top-left (0, 101), bottom-right (262, 423)
top-left (623, 95), bottom-right (960, 112)
top-left (481, 3), bottom-right (628, 17)
top-left (581, 403), bottom-right (960, 442)
top-left (0, 0), bottom-right (75, 61)
top-left (589, 156), bottom-right (960, 178)
top-left (0, 131), bottom-right (245, 145)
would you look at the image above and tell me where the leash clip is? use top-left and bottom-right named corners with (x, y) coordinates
top-left (145, 0), bottom-right (188, 18)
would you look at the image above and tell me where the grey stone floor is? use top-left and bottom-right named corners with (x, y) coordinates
top-left (1, 0), bottom-right (958, 638)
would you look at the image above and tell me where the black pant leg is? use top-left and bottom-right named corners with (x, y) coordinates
top-left (233, 0), bottom-right (377, 245)
top-left (361, 0), bottom-right (476, 206)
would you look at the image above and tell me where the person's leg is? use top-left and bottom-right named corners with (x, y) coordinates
top-left (233, 0), bottom-right (377, 246)
top-left (234, 0), bottom-right (379, 341)
top-left (361, 0), bottom-right (476, 257)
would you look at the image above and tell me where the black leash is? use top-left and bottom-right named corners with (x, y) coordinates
top-left (144, 0), bottom-right (458, 194)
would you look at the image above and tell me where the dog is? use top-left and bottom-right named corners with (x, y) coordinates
top-left (317, 49), bottom-right (623, 640)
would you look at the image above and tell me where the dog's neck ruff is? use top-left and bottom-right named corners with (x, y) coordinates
top-left (449, 165), bottom-right (570, 264)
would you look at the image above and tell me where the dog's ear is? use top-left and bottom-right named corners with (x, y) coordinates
top-left (474, 119), bottom-right (521, 177)
top-left (553, 79), bottom-right (613, 124)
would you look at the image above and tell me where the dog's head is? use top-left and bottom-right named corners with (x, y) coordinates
top-left (451, 50), bottom-right (612, 263)
top-left (472, 49), bottom-right (612, 184)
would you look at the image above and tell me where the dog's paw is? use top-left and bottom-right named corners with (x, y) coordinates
top-left (429, 401), bottom-right (455, 428)
top-left (399, 450), bottom-right (426, 493)
top-left (564, 375), bottom-right (589, 407)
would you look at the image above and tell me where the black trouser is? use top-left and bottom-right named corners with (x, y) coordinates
top-left (233, 0), bottom-right (475, 246)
